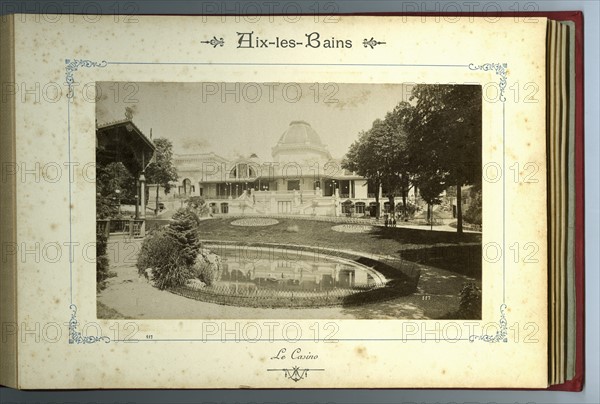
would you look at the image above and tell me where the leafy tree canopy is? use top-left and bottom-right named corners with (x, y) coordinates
top-left (146, 137), bottom-right (178, 193)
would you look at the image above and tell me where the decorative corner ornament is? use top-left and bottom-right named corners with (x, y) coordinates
top-left (64, 59), bottom-right (108, 99)
top-left (201, 36), bottom-right (225, 48)
top-left (267, 366), bottom-right (325, 382)
top-left (469, 304), bottom-right (509, 343)
top-left (363, 37), bottom-right (386, 49)
top-left (468, 62), bottom-right (508, 102)
top-left (68, 304), bottom-right (111, 344)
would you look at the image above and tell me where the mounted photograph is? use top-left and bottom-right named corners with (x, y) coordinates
top-left (95, 81), bottom-right (483, 320)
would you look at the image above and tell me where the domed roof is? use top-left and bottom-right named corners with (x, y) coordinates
top-left (277, 121), bottom-right (324, 147)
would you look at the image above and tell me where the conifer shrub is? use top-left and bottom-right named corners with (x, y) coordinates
top-left (137, 226), bottom-right (194, 290)
top-left (137, 207), bottom-right (221, 290)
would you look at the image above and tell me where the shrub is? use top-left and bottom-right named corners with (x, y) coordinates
top-left (191, 249), bottom-right (223, 286)
top-left (194, 261), bottom-right (219, 286)
top-left (185, 196), bottom-right (209, 217)
top-left (137, 207), bottom-right (210, 290)
top-left (463, 188), bottom-right (482, 225)
top-left (166, 207), bottom-right (201, 266)
top-left (136, 227), bottom-right (194, 290)
top-left (439, 282), bottom-right (482, 320)
top-left (457, 282), bottom-right (482, 318)
top-left (96, 226), bottom-right (110, 291)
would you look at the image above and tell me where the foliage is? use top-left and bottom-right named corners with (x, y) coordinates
top-left (146, 137), bottom-right (178, 214)
top-left (394, 200), bottom-right (417, 217)
top-left (96, 226), bottom-right (110, 291)
top-left (407, 84), bottom-right (482, 233)
top-left (96, 195), bottom-right (117, 220)
top-left (463, 185), bottom-right (482, 225)
top-left (416, 172), bottom-right (447, 207)
top-left (185, 196), bottom-right (209, 216)
top-left (342, 102), bottom-right (417, 219)
top-left (136, 227), bottom-right (195, 290)
top-left (166, 208), bottom-right (202, 267)
top-left (439, 282), bottom-right (482, 320)
top-left (145, 137), bottom-right (178, 193)
top-left (457, 282), bottom-right (482, 319)
top-left (96, 161), bottom-right (136, 219)
top-left (136, 207), bottom-right (205, 290)
top-left (412, 166), bottom-right (446, 225)
top-left (192, 250), bottom-right (223, 286)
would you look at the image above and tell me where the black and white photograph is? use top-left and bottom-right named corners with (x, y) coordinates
top-left (95, 82), bottom-right (483, 320)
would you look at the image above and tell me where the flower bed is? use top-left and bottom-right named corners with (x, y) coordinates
top-left (230, 218), bottom-right (279, 227)
top-left (331, 224), bottom-right (376, 234)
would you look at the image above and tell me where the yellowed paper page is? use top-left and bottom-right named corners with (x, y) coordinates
top-left (6, 14), bottom-right (548, 389)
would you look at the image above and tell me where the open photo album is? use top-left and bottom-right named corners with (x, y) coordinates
top-left (0, 12), bottom-right (584, 389)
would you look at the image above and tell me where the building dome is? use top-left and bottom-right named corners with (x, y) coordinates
top-left (272, 121), bottom-right (332, 161)
top-left (277, 121), bottom-right (324, 147)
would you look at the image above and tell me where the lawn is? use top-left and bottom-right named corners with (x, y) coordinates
top-left (98, 217), bottom-right (483, 319)
top-left (197, 217), bottom-right (481, 265)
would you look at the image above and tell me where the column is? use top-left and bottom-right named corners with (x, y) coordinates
top-left (139, 172), bottom-right (146, 219)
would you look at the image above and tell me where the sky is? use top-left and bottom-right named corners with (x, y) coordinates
top-left (96, 82), bottom-right (413, 160)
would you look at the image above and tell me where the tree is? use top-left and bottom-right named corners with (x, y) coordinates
top-left (342, 128), bottom-right (384, 219)
top-left (343, 102), bottom-right (415, 221)
top-left (381, 101), bottom-right (415, 220)
top-left (145, 138), bottom-right (178, 216)
top-left (96, 161), bottom-right (136, 219)
top-left (407, 84), bottom-right (482, 234)
top-left (415, 170), bottom-right (447, 230)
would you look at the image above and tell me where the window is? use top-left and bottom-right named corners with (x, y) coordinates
top-left (355, 202), bottom-right (365, 214)
top-left (367, 181), bottom-right (378, 198)
top-left (339, 180), bottom-right (350, 198)
top-left (182, 178), bottom-right (192, 195)
top-left (287, 180), bottom-right (300, 191)
top-left (220, 203), bottom-right (229, 214)
top-left (238, 164), bottom-right (248, 178)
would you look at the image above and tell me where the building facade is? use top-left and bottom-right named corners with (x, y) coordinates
top-left (154, 121), bottom-right (414, 217)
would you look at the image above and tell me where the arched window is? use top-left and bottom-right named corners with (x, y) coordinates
top-left (230, 163), bottom-right (257, 179)
top-left (182, 178), bottom-right (192, 195)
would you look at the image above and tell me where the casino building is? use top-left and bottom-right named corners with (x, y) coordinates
top-left (155, 121), bottom-right (413, 217)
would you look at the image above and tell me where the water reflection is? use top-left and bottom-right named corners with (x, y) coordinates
top-left (215, 246), bottom-right (377, 291)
